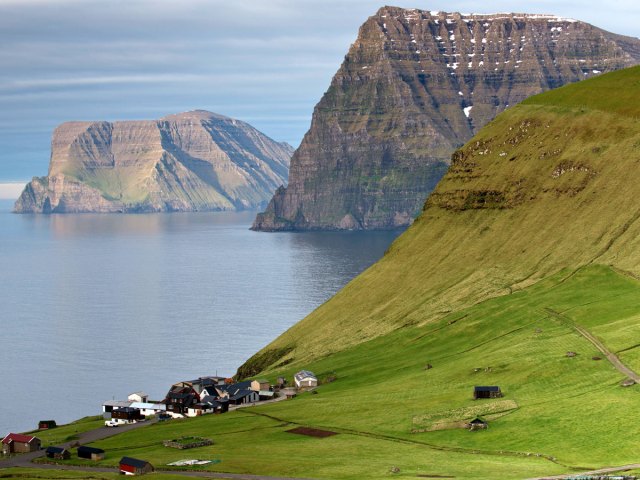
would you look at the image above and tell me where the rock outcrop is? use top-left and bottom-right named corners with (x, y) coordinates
top-left (15, 110), bottom-right (293, 213)
top-left (253, 7), bottom-right (640, 231)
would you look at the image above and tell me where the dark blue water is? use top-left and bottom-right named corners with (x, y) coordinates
top-left (0, 201), bottom-right (402, 433)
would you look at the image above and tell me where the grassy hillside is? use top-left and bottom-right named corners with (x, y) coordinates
top-left (239, 65), bottom-right (640, 375)
top-left (36, 265), bottom-right (640, 479)
top-left (11, 67), bottom-right (640, 480)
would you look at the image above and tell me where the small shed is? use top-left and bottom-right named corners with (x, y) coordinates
top-left (119, 456), bottom-right (154, 475)
top-left (251, 379), bottom-right (270, 392)
top-left (467, 417), bottom-right (488, 431)
top-left (1, 433), bottom-right (41, 455)
top-left (294, 370), bottom-right (318, 388)
top-left (281, 387), bottom-right (297, 399)
top-left (473, 386), bottom-right (502, 399)
top-left (77, 445), bottom-right (105, 461)
top-left (38, 420), bottom-right (57, 430)
top-left (45, 446), bottom-right (70, 460)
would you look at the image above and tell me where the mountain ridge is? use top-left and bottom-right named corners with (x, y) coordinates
top-left (253, 7), bottom-right (640, 231)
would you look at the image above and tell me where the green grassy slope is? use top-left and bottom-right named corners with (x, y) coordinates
top-left (14, 67), bottom-right (640, 480)
top-left (239, 65), bottom-right (640, 374)
top-left (43, 265), bottom-right (640, 479)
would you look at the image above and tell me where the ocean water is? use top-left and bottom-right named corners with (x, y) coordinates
top-left (0, 200), bottom-right (402, 434)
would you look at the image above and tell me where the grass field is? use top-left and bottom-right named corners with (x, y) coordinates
top-left (19, 265), bottom-right (639, 479)
top-left (22, 417), bottom-right (104, 447)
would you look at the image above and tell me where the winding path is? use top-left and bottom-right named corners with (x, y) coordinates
top-left (545, 308), bottom-right (640, 382)
top-left (527, 462), bottom-right (640, 480)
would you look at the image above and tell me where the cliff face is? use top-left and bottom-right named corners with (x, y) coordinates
top-left (240, 65), bottom-right (640, 372)
top-left (15, 110), bottom-right (293, 213)
top-left (253, 7), bottom-right (640, 231)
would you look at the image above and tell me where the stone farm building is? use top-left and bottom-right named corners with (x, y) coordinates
top-left (45, 446), bottom-right (70, 460)
top-left (473, 386), bottom-right (503, 399)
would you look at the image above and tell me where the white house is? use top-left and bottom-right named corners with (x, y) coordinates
top-left (294, 370), bottom-right (318, 388)
top-left (129, 402), bottom-right (166, 417)
top-left (127, 392), bottom-right (149, 403)
top-left (185, 403), bottom-right (214, 417)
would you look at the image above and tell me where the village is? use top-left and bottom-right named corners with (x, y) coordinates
top-left (1, 369), bottom-right (320, 475)
top-left (101, 369), bottom-right (319, 426)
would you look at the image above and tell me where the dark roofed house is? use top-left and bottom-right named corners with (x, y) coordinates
top-left (2, 433), bottom-right (41, 455)
top-left (77, 445), bottom-right (105, 461)
top-left (164, 384), bottom-right (199, 416)
top-left (38, 420), bottom-right (57, 430)
top-left (112, 407), bottom-right (142, 422)
top-left (201, 396), bottom-right (229, 413)
top-left (119, 456), bottom-right (154, 475)
top-left (216, 382), bottom-right (259, 405)
top-left (473, 386), bottom-right (502, 399)
top-left (467, 417), bottom-right (488, 431)
top-left (45, 446), bottom-right (70, 460)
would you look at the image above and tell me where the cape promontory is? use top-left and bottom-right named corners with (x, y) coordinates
top-left (253, 7), bottom-right (640, 231)
top-left (15, 110), bottom-right (293, 213)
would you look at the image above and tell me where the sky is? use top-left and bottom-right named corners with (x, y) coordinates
top-left (0, 0), bottom-right (639, 196)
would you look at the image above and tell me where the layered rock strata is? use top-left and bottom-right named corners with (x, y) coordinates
top-left (15, 110), bottom-right (293, 213)
top-left (253, 7), bottom-right (640, 230)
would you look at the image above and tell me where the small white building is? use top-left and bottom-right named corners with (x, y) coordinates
top-left (185, 403), bottom-right (214, 417)
top-left (294, 370), bottom-right (318, 388)
top-left (127, 392), bottom-right (149, 403)
top-left (129, 402), bottom-right (166, 417)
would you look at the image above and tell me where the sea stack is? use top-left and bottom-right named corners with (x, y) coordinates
top-left (15, 110), bottom-right (293, 213)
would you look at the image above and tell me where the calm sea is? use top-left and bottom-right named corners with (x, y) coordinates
top-left (0, 200), bottom-right (402, 434)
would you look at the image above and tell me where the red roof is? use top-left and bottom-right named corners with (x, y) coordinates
top-left (2, 433), bottom-right (37, 444)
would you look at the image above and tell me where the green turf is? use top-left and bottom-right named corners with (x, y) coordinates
top-left (240, 65), bottom-right (640, 372)
top-left (22, 417), bottom-right (104, 447)
top-left (27, 265), bottom-right (640, 479)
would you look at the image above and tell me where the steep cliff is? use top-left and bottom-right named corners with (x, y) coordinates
top-left (253, 7), bottom-right (640, 231)
top-left (15, 110), bottom-right (293, 213)
top-left (240, 65), bottom-right (640, 372)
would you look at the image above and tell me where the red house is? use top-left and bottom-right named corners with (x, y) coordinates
top-left (119, 456), bottom-right (154, 475)
top-left (2, 433), bottom-right (41, 455)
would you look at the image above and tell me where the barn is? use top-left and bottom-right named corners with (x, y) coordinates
top-left (45, 446), bottom-right (70, 460)
top-left (473, 386), bottom-right (502, 399)
top-left (1, 433), bottom-right (41, 455)
top-left (467, 417), bottom-right (488, 431)
top-left (77, 445), bottom-right (105, 461)
top-left (119, 456), bottom-right (154, 475)
top-left (38, 420), bottom-right (57, 430)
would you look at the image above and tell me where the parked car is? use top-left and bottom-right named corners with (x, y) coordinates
top-left (104, 420), bottom-right (119, 427)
